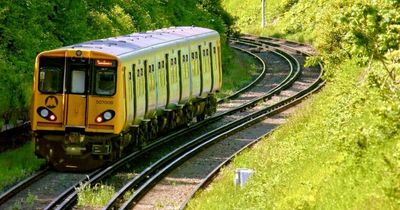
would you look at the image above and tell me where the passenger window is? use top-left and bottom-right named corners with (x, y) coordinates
top-left (191, 53), bottom-right (194, 59)
top-left (162, 61), bottom-right (165, 68)
top-left (213, 47), bottom-right (216, 54)
top-left (195, 52), bottom-right (198, 59)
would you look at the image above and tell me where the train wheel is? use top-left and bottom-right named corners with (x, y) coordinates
top-left (196, 113), bottom-right (206, 122)
top-left (149, 118), bottom-right (158, 139)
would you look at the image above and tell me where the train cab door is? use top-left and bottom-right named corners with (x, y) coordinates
top-left (65, 58), bottom-right (89, 127)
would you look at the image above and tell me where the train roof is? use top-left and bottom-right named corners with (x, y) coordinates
top-left (60, 26), bottom-right (219, 57)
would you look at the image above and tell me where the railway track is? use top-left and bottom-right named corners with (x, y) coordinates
top-left (117, 37), bottom-right (324, 209)
top-left (0, 35), bottom-right (306, 210)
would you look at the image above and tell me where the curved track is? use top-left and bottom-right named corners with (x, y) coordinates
top-left (119, 37), bottom-right (324, 210)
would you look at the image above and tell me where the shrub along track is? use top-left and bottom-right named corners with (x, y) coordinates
top-left (0, 36), bottom-right (296, 210)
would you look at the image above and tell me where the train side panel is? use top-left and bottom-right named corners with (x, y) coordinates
top-left (167, 47), bottom-right (181, 107)
top-left (156, 52), bottom-right (168, 109)
top-left (178, 45), bottom-right (191, 103)
top-left (190, 44), bottom-right (201, 97)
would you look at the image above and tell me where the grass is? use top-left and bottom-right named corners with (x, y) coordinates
top-left (0, 141), bottom-right (45, 193)
top-left (217, 48), bottom-right (259, 99)
top-left (187, 60), bottom-right (400, 209)
top-left (77, 183), bottom-right (117, 208)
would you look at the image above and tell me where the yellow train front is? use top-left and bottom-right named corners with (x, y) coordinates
top-left (31, 27), bottom-right (222, 171)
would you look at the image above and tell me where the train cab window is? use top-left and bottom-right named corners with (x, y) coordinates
top-left (39, 67), bottom-right (63, 93)
top-left (71, 70), bottom-right (86, 94)
top-left (94, 67), bottom-right (116, 95)
top-left (38, 57), bottom-right (64, 93)
top-left (93, 60), bottom-right (116, 96)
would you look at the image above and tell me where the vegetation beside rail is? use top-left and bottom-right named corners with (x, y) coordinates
top-left (0, 142), bottom-right (44, 192)
top-left (0, 0), bottom-right (235, 128)
top-left (189, 0), bottom-right (400, 209)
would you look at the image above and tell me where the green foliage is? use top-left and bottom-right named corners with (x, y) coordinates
top-left (187, 1), bottom-right (400, 209)
top-left (188, 60), bottom-right (400, 210)
top-left (0, 142), bottom-right (44, 192)
top-left (0, 0), bottom-right (235, 126)
top-left (217, 50), bottom-right (259, 99)
top-left (77, 183), bottom-right (116, 207)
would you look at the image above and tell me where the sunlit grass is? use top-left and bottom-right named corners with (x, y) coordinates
top-left (0, 141), bottom-right (45, 192)
top-left (77, 183), bottom-right (117, 208)
top-left (188, 61), bottom-right (400, 209)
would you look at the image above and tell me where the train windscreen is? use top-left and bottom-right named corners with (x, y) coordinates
top-left (38, 57), bottom-right (64, 94)
top-left (94, 60), bottom-right (116, 96)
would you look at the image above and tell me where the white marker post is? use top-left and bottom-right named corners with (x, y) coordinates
top-left (261, 0), bottom-right (265, 28)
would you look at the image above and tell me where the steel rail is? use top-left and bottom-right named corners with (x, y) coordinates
top-left (179, 39), bottom-right (325, 209)
top-left (217, 45), bottom-right (267, 103)
top-left (118, 62), bottom-right (323, 210)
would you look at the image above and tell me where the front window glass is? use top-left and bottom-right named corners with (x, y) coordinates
top-left (39, 57), bottom-right (64, 93)
top-left (95, 67), bottom-right (116, 95)
top-left (71, 70), bottom-right (86, 94)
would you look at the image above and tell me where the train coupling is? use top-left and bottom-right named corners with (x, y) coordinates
top-left (65, 132), bottom-right (86, 155)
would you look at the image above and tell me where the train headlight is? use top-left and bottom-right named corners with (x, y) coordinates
top-left (96, 116), bottom-right (103, 123)
top-left (103, 111), bottom-right (112, 120)
top-left (40, 109), bottom-right (49, 118)
top-left (37, 107), bottom-right (57, 121)
top-left (49, 114), bottom-right (56, 121)
top-left (95, 110), bottom-right (115, 123)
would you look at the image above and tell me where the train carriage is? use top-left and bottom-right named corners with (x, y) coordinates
top-left (31, 26), bottom-right (222, 171)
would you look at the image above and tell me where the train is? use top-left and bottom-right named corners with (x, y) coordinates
top-left (31, 26), bottom-right (222, 171)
